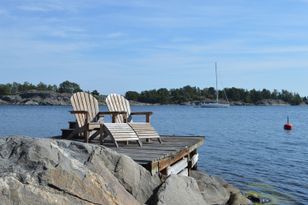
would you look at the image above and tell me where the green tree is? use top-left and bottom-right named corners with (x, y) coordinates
top-left (261, 89), bottom-right (271, 99)
top-left (37, 82), bottom-right (48, 91)
top-left (11, 82), bottom-right (19, 94)
top-left (58, 81), bottom-right (82, 93)
top-left (157, 88), bottom-right (170, 104)
top-left (125, 91), bottom-right (140, 101)
top-left (0, 84), bottom-right (11, 95)
top-left (290, 94), bottom-right (302, 105)
top-left (19, 82), bottom-right (36, 92)
top-left (91, 90), bottom-right (100, 96)
top-left (47, 84), bottom-right (58, 92)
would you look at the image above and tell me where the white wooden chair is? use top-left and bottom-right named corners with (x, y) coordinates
top-left (67, 92), bottom-right (141, 147)
top-left (106, 93), bottom-right (162, 143)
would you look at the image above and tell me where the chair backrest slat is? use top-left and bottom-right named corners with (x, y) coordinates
top-left (90, 94), bottom-right (99, 120)
top-left (70, 92), bottom-right (99, 127)
top-left (71, 93), bottom-right (84, 127)
top-left (106, 93), bottom-right (131, 123)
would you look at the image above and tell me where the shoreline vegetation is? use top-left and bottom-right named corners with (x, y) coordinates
top-left (0, 81), bottom-right (307, 106)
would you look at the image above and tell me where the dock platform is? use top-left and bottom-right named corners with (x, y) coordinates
top-left (64, 135), bottom-right (204, 176)
top-left (62, 121), bottom-right (204, 176)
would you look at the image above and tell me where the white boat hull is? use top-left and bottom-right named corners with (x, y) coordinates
top-left (200, 103), bottom-right (230, 108)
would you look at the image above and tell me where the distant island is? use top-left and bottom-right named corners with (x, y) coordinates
top-left (0, 81), bottom-right (307, 106)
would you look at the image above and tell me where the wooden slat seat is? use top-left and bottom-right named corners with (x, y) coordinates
top-left (128, 123), bottom-right (160, 140)
top-left (103, 123), bottom-right (142, 147)
top-left (106, 93), bottom-right (161, 143)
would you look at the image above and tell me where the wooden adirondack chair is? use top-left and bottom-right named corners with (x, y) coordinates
top-left (106, 93), bottom-right (162, 143)
top-left (67, 92), bottom-right (103, 143)
top-left (67, 92), bottom-right (142, 147)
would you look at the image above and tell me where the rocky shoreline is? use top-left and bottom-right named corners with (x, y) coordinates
top-left (0, 91), bottom-right (72, 105)
top-left (0, 136), bottom-right (252, 205)
top-left (0, 91), bottom-right (303, 106)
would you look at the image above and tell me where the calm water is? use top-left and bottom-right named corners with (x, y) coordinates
top-left (0, 105), bottom-right (307, 205)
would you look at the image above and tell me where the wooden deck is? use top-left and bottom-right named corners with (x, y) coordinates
top-left (61, 121), bottom-right (204, 175)
top-left (69, 135), bottom-right (204, 175)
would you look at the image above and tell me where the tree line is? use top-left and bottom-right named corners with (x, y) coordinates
top-left (125, 86), bottom-right (306, 105)
top-left (0, 81), bottom-right (99, 96)
top-left (0, 82), bottom-right (305, 105)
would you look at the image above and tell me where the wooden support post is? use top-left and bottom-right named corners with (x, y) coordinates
top-left (190, 153), bottom-right (199, 170)
top-left (166, 158), bottom-right (188, 176)
top-left (151, 161), bottom-right (159, 175)
top-left (84, 129), bottom-right (89, 143)
top-left (146, 114), bottom-right (150, 123)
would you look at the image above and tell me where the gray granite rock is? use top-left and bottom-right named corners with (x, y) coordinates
top-left (152, 175), bottom-right (209, 205)
top-left (190, 170), bottom-right (252, 205)
top-left (0, 137), bottom-right (162, 205)
top-left (190, 170), bottom-right (230, 205)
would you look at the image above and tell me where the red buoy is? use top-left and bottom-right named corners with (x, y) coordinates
top-left (284, 116), bottom-right (293, 130)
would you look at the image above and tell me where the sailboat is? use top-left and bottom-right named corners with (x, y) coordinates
top-left (200, 62), bottom-right (230, 108)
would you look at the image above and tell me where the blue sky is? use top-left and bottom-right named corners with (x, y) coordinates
top-left (1, 0), bottom-right (308, 95)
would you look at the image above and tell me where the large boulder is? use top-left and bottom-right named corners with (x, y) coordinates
top-left (152, 175), bottom-right (208, 205)
top-left (190, 171), bottom-right (252, 205)
top-left (190, 170), bottom-right (230, 205)
top-left (0, 137), bottom-right (161, 205)
top-left (79, 142), bottom-right (161, 203)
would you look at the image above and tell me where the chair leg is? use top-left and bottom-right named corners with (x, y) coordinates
top-left (99, 124), bottom-right (104, 144)
top-left (100, 133), bottom-right (107, 145)
top-left (89, 130), bottom-right (100, 142)
top-left (114, 140), bottom-right (119, 148)
top-left (84, 129), bottom-right (89, 143)
top-left (137, 140), bottom-right (143, 147)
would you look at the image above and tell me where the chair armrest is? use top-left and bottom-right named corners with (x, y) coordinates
top-left (97, 111), bottom-right (128, 123)
top-left (70, 110), bottom-right (88, 114)
top-left (98, 111), bottom-right (127, 115)
top-left (130, 112), bottom-right (153, 122)
top-left (130, 112), bottom-right (153, 115)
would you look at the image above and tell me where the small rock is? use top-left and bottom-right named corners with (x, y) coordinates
top-left (223, 183), bottom-right (252, 205)
top-left (24, 100), bottom-right (39, 105)
top-left (246, 192), bottom-right (271, 204)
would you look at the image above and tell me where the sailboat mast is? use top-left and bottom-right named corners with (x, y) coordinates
top-left (215, 62), bottom-right (218, 103)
